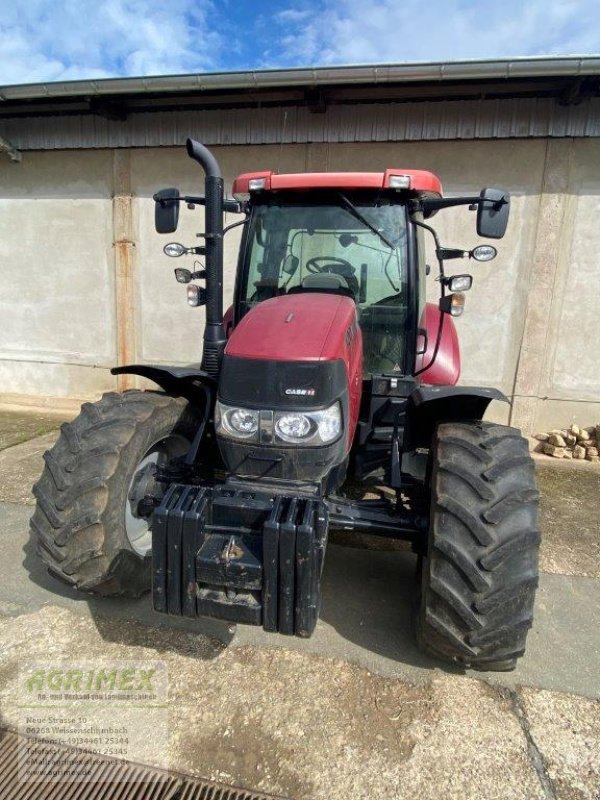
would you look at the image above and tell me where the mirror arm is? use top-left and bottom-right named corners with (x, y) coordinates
top-left (153, 192), bottom-right (176, 207)
top-left (421, 194), bottom-right (509, 216)
top-left (412, 216), bottom-right (445, 283)
top-left (422, 195), bottom-right (480, 213)
top-left (223, 215), bottom-right (250, 236)
top-left (411, 215), bottom-right (447, 378)
top-left (181, 195), bottom-right (206, 205)
top-left (437, 247), bottom-right (468, 260)
top-left (160, 195), bottom-right (243, 214)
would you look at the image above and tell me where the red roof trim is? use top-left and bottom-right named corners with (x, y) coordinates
top-left (232, 170), bottom-right (442, 197)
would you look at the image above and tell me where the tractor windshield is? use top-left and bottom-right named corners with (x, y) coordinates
top-left (239, 193), bottom-right (409, 376)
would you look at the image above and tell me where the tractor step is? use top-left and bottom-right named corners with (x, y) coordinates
top-left (152, 484), bottom-right (328, 637)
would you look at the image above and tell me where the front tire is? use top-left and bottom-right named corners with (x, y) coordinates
top-left (417, 421), bottom-right (540, 671)
top-left (31, 391), bottom-right (199, 597)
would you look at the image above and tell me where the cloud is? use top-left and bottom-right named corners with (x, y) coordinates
top-left (268, 0), bottom-right (600, 66)
top-left (0, 0), bottom-right (222, 84)
top-left (275, 9), bottom-right (313, 24)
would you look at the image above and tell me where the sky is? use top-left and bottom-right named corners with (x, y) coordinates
top-left (1, 0), bottom-right (599, 85)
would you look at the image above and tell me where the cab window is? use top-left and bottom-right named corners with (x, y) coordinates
top-left (240, 193), bottom-right (409, 375)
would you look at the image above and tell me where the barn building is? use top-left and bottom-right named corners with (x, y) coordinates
top-left (1, 55), bottom-right (599, 432)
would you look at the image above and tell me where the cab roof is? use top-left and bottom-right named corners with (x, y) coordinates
top-left (232, 169), bottom-right (442, 198)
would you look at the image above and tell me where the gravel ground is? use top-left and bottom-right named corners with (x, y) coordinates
top-left (3, 604), bottom-right (596, 800)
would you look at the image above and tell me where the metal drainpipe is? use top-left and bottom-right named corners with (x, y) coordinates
top-left (186, 138), bottom-right (226, 377)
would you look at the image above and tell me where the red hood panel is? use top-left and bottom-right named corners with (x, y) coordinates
top-left (226, 294), bottom-right (356, 362)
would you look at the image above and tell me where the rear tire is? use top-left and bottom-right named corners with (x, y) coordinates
top-left (417, 421), bottom-right (540, 671)
top-left (31, 390), bottom-right (199, 597)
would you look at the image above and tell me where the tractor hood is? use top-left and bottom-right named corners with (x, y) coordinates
top-left (224, 293), bottom-right (357, 363)
top-left (216, 292), bottom-right (363, 487)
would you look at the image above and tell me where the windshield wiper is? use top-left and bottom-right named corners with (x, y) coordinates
top-left (337, 192), bottom-right (395, 250)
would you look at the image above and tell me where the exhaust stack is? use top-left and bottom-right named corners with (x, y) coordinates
top-left (186, 138), bottom-right (227, 376)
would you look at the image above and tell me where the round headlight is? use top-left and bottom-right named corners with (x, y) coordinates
top-left (275, 413), bottom-right (313, 443)
top-left (217, 404), bottom-right (259, 440)
top-left (229, 409), bottom-right (259, 436)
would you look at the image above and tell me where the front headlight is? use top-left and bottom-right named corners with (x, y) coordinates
top-left (275, 412), bottom-right (314, 443)
top-left (216, 401), bottom-right (342, 446)
top-left (274, 405), bottom-right (341, 444)
top-left (216, 402), bottom-right (259, 441)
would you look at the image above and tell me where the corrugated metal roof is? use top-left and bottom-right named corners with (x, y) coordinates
top-left (2, 96), bottom-right (599, 149)
top-left (1, 56), bottom-right (599, 101)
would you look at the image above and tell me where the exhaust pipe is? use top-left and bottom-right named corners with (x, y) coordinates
top-left (186, 138), bottom-right (227, 377)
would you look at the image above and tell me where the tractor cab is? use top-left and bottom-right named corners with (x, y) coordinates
top-left (232, 170), bottom-right (442, 378)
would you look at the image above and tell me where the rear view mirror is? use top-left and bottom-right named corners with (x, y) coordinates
top-left (154, 188), bottom-right (180, 234)
top-left (477, 188), bottom-right (510, 239)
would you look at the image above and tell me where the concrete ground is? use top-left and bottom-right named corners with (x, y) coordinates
top-left (0, 413), bottom-right (598, 799)
top-left (0, 409), bottom-right (68, 452)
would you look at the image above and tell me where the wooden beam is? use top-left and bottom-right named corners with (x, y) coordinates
top-left (112, 150), bottom-right (137, 392)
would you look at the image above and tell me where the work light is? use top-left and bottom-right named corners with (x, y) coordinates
top-left (248, 177), bottom-right (267, 191)
top-left (163, 242), bottom-right (187, 257)
top-left (447, 274), bottom-right (473, 292)
top-left (471, 244), bottom-right (497, 262)
top-left (174, 268), bottom-right (192, 283)
top-left (388, 174), bottom-right (411, 189)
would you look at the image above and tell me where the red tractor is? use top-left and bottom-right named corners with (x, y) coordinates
top-left (32, 140), bottom-right (539, 670)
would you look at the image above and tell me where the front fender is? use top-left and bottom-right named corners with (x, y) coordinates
top-left (404, 385), bottom-right (509, 450)
top-left (416, 303), bottom-right (460, 385)
top-left (111, 364), bottom-right (216, 410)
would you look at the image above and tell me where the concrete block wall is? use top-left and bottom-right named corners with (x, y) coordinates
top-left (0, 138), bottom-right (599, 433)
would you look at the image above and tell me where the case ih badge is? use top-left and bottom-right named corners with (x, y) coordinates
top-left (285, 388), bottom-right (316, 396)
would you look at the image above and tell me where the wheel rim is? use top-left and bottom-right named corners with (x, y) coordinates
top-left (125, 433), bottom-right (190, 557)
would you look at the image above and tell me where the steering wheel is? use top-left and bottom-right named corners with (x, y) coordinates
top-left (305, 256), bottom-right (355, 275)
top-left (305, 256), bottom-right (359, 297)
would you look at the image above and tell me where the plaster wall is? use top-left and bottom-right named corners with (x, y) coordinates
top-left (1, 139), bottom-right (598, 432)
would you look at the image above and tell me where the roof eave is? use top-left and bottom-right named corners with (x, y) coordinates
top-left (2, 55), bottom-right (599, 102)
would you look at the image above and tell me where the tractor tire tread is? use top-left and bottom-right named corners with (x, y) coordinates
top-left (418, 420), bottom-right (539, 671)
top-left (30, 389), bottom-right (190, 597)
top-left (437, 459), bottom-right (495, 500)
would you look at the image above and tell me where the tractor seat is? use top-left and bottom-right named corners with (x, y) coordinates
top-left (288, 273), bottom-right (355, 299)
